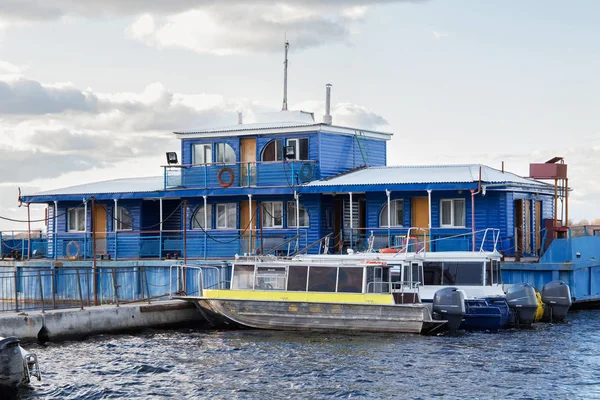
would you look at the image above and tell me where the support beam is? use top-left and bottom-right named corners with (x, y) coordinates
top-left (349, 192), bottom-right (353, 250)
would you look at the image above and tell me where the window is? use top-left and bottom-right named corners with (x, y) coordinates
top-left (262, 201), bottom-right (283, 228)
top-left (261, 139), bottom-right (283, 161)
top-left (193, 144), bottom-right (212, 164)
top-left (287, 201), bottom-right (309, 227)
top-left (116, 206), bottom-right (132, 231)
top-left (287, 265), bottom-right (308, 291)
top-left (231, 264), bottom-right (254, 290)
top-left (68, 208), bottom-right (85, 232)
top-left (379, 200), bottom-right (404, 227)
top-left (337, 267), bottom-right (363, 293)
top-left (440, 199), bottom-right (466, 227)
top-left (215, 142), bottom-right (235, 163)
top-left (191, 205), bottom-right (212, 230)
top-left (308, 266), bottom-right (337, 292)
top-left (286, 138), bottom-right (309, 160)
top-left (442, 262), bottom-right (483, 285)
top-left (216, 203), bottom-right (236, 229)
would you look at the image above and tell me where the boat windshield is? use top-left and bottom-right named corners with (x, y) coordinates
top-left (422, 261), bottom-right (484, 286)
top-left (485, 259), bottom-right (501, 285)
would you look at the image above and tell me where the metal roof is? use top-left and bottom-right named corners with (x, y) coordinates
top-left (305, 165), bottom-right (550, 187)
top-left (29, 176), bottom-right (164, 196)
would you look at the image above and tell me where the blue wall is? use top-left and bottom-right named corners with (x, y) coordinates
top-left (318, 132), bottom-right (386, 178)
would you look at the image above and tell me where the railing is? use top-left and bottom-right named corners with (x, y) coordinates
top-left (0, 266), bottom-right (180, 313)
top-left (164, 160), bottom-right (320, 189)
top-left (169, 265), bottom-right (224, 297)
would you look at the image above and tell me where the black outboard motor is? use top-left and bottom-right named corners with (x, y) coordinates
top-left (433, 287), bottom-right (466, 333)
top-left (506, 283), bottom-right (538, 327)
top-left (541, 280), bottom-right (572, 322)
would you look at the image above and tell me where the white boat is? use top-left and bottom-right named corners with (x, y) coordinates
top-left (0, 336), bottom-right (41, 391)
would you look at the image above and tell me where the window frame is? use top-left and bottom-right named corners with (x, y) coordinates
top-left (261, 139), bottom-right (283, 162)
top-left (286, 138), bottom-right (309, 161)
top-left (116, 206), bottom-right (133, 231)
top-left (192, 143), bottom-right (212, 164)
top-left (379, 199), bottom-right (404, 227)
top-left (287, 201), bottom-right (309, 228)
top-left (191, 204), bottom-right (212, 230)
top-left (216, 203), bottom-right (236, 229)
top-left (440, 198), bottom-right (466, 228)
top-left (215, 142), bottom-right (236, 163)
top-left (68, 207), bottom-right (86, 232)
top-left (262, 201), bottom-right (283, 228)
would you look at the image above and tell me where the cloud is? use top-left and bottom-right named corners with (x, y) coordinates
top-left (432, 31), bottom-right (448, 40)
top-left (292, 100), bottom-right (389, 130)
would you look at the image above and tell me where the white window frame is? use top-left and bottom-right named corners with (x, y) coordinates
top-left (215, 142), bottom-right (236, 163)
top-left (287, 201), bottom-right (309, 228)
top-left (286, 138), bottom-right (309, 161)
top-left (191, 205), bottom-right (212, 230)
top-left (379, 199), bottom-right (404, 227)
top-left (116, 206), bottom-right (133, 231)
top-left (262, 201), bottom-right (283, 228)
top-left (68, 207), bottom-right (86, 232)
top-left (440, 199), bottom-right (466, 228)
top-left (216, 203), bottom-right (236, 229)
top-left (193, 143), bottom-right (212, 164)
top-left (261, 139), bottom-right (283, 162)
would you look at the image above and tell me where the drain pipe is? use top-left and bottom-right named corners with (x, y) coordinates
top-left (427, 189), bottom-right (432, 249)
top-left (203, 196), bottom-right (208, 260)
top-left (386, 189), bottom-right (391, 246)
top-left (349, 192), bottom-right (353, 250)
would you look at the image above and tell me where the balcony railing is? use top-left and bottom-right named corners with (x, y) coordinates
top-left (163, 160), bottom-right (320, 189)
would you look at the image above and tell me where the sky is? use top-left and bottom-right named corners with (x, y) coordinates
top-left (0, 0), bottom-right (598, 232)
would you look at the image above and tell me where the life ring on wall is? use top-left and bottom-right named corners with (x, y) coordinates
top-left (217, 167), bottom-right (235, 188)
top-left (298, 163), bottom-right (314, 183)
top-left (379, 248), bottom-right (401, 254)
top-left (66, 240), bottom-right (81, 259)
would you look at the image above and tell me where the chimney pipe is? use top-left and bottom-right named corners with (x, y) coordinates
top-left (238, 111), bottom-right (243, 125)
top-left (323, 83), bottom-right (332, 125)
top-left (282, 40), bottom-right (289, 111)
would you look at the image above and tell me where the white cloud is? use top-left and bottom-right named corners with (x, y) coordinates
top-left (432, 30), bottom-right (448, 40)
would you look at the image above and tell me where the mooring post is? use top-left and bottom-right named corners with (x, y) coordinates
top-left (37, 269), bottom-right (44, 313)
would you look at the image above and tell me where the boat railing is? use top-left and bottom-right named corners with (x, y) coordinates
top-left (169, 264), bottom-right (223, 297)
top-left (263, 233), bottom-right (303, 256)
top-left (479, 228), bottom-right (500, 253)
top-left (292, 232), bottom-right (334, 257)
top-left (366, 280), bottom-right (420, 294)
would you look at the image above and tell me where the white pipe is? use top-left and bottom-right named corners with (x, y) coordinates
top-left (349, 192), bottom-right (353, 229)
top-left (386, 189), bottom-right (391, 228)
top-left (248, 194), bottom-right (252, 230)
top-left (159, 198), bottom-right (163, 232)
top-left (427, 190), bottom-right (432, 229)
top-left (54, 201), bottom-right (58, 235)
top-left (294, 191), bottom-right (300, 229)
top-left (114, 199), bottom-right (118, 230)
top-left (84, 200), bottom-right (88, 232)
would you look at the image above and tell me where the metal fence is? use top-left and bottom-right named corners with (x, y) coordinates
top-left (0, 266), bottom-right (198, 313)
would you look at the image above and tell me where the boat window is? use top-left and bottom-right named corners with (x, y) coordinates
top-left (232, 264), bottom-right (254, 290)
top-left (262, 201), bottom-right (283, 228)
top-left (286, 138), bottom-right (309, 161)
top-left (287, 265), bottom-right (308, 291)
top-left (411, 263), bottom-right (423, 286)
top-left (193, 143), bottom-right (212, 164)
top-left (423, 262), bottom-right (443, 285)
top-left (485, 260), bottom-right (501, 285)
top-left (443, 262), bottom-right (483, 285)
top-left (254, 266), bottom-right (287, 290)
top-left (261, 139), bottom-right (283, 162)
top-left (440, 199), bottom-right (466, 228)
top-left (216, 203), bottom-right (236, 229)
top-left (379, 199), bottom-right (404, 227)
top-left (337, 267), bottom-right (363, 293)
top-left (287, 201), bottom-right (309, 227)
top-left (308, 266), bottom-right (337, 292)
top-left (116, 206), bottom-right (133, 231)
top-left (191, 205), bottom-right (212, 230)
top-left (68, 207), bottom-right (86, 232)
top-left (215, 142), bottom-right (236, 163)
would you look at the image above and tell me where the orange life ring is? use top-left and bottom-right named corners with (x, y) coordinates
top-left (361, 260), bottom-right (387, 266)
top-left (217, 167), bottom-right (235, 188)
top-left (379, 248), bottom-right (400, 254)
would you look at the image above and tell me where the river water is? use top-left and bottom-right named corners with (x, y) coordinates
top-left (13, 310), bottom-right (600, 399)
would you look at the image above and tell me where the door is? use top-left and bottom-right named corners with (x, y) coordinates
top-left (524, 200), bottom-right (532, 254)
top-left (93, 205), bottom-right (107, 255)
top-left (240, 201), bottom-right (256, 253)
top-left (240, 138), bottom-right (256, 186)
top-left (411, 197), bottom-right (429, 250)
top-left (515, 199), bottom-right (523, 255)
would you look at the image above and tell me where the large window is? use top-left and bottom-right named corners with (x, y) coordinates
top-left (68, 208), bottom-right (85, 232)
top-left (440, 199), bottom-right (466, 227)
top-left (379, 199), bottom-right (404, 227)
top-left (191, 205), bottom-right (212, 230)
top-left (261, 139), bottom-right (283, 161)
top-left (215, 143), bottom-right (235, 163)
top-left (287, 201), bottom-right (309, 227)
top-left (286, 138), bottom-right (309, 160)
top-left (262, 201), bottom-right (283, 228)
top-left (216, 203), bottom-right (236, 229)
top-left (116, 206), bottom-right (132, 231)
top-left (193, 144), bottom-right (212, 164)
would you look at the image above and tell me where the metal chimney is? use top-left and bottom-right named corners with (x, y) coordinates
top-left (238, 111), bottom-right (243, 125)
top-left (323, 83), bottom-right (332, 125)
top-left (282, 40), bottom-right (289, 111)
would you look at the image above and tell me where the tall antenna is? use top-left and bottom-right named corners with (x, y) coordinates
top-left (282, 40), bottom-right (289, 111)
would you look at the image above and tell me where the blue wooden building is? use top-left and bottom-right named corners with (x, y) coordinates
top-left (18, 110), bottom-right (556, 261)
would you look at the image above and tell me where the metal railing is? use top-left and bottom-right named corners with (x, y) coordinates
top-left (0, 266), bottom-right (179, 313)
top-left (169, 265), bottom-right (224, 297)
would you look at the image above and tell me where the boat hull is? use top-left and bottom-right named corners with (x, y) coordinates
top-left (190, 298), bottom-right (443, 334)
top-left (0, 337), bottom-right (25, 389)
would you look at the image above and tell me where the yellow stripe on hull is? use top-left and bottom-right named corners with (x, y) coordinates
top-left (202, 289), bottom-right (395, 305)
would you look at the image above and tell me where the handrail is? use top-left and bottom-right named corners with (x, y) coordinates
top-left (162, 159), bottom-right (319, 168)
top-left (263, 233), bottom-right (303, 256)
top-left (291, 232), bottom-right (333, 257)
top-left (169, 264), bottom-right (222, 297)
top-left (479, 228), bottom-right (501, 253)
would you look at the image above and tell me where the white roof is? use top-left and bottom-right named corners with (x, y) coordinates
top-left (306, 164), bottom-right (549, 187)
top-left (30, 176), bottom-right (163, 196)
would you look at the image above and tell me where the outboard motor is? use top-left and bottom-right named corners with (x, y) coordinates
top-left (433, 287), bottom-right (466, 333)
top-left (505, 283), bottom-right (538, 327)
top-left (0, 337), bottom-right (24, 389)
top-left (541, 280), bottom-right (572, 322)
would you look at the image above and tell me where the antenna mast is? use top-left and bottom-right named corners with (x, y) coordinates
top-left (282, 40), bottom-right (289, 111)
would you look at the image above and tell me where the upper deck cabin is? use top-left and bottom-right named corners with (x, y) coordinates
top-left (165, 110), bottom-right (390, 190)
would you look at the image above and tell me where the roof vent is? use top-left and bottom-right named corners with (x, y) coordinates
top-left (323, 83), bottom-right (332, 125)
